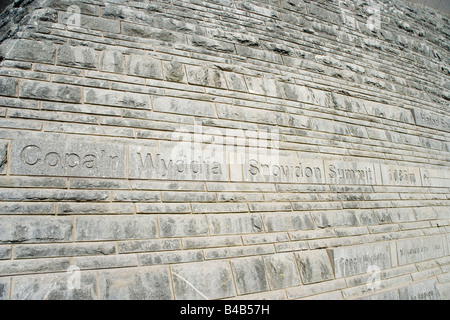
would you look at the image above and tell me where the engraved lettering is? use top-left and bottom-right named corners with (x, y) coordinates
top-left (44, 152), bottom-right (61, 167)
top-left (21, 145), bottom-right (41, 165)
top-left (82, 154), bottom-right (96, 169)
top-left (66, 153), bottom-right (80, 168)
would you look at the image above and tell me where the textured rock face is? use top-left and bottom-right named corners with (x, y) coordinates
top-left (0, 0), bottom-right (449, 300)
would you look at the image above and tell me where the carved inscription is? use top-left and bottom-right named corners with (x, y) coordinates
top-left (397, 236), bottom-right (445, 266)
top-left (324, 161), bottom-right (379, 185)
top-left (398, 279), bottom-right (441, 300)
top-left (10, 137), bottom-right (450, 188)
top-left (128, 145), bottom-right (228, 181)
top-left (243, 156), bottom-right (324, 183)
top-left (412, 108), bottom-right (450, 133)
top-left (328, 243), bottom-right (391, 278)
top-left (380, 165), bottom-right (421, 186)
top-left (10, 138), bottom-right (126, 178)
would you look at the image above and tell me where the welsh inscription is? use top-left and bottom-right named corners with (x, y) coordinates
top-left (128, 145), bottom-right (228, 181)
top-left (412, 108), bottom-right (450, 133)
top-left (396, 235), bottom-right (445, 266)
top-left (10, 138), bottom-right (126, 178)
top-left (328, 243), bottom-right (391, 278)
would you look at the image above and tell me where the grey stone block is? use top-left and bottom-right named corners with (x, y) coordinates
top-left (207, 214), bottom-right (263, 235)
top-left (172, 260), bottom-right (235, 300)
top-left (186, 65), bottom-right (227, 89)
top-left (98, 266), bottom-right (172, 300)
top-left (11, 271), bottom-right (98, 300)
top-left (13, 243), bottom-right (116, 259)
top-left (56, 45), bottom-right (98, 69)
top-left (398, 279), bottom-right (440, 300)
top-left (0, 277), bottom-right (9, 300)
top-left (99, 50), bottom-right (124, 73)
top-left (58, 203), bottom-right (134, 215)
top-left (295, 250), bottom-right (334, 284)
top-left (84, 87), bottom-right (149, 109)
top-left (118, 239), bottom-right (181, 254)
top-left (75, 216), bottom-right (157, 241)
top-left (262, 212), bottom-right (315, 232)
top-left (58, 12), bottom-right (121, 33)
top-left (182, 235), bottom-right (242, 250)
top-left (136, 203), bottom-right (191, 214)
top-left (152, 96), bottom-right (217, 117)
top-left (139, 250), bottom-right (203, 266)
top-left (230, 257), bottom-right (269, 295)
top-left (263, 253), bottom-right (301, 290)
top-left (20, 80), bottom-right (82, 103)
top-left (126, 54), bottom-right (163, 79)
top-left (0, 140), bottom-right (7, 175)
top-left (0, 246), bottom-right (11, 260)
top-left (0, 258), bottom-right (71, 276)
top-left (163, 61), bottom-right (186, 82)
top-left (0, 39), bottom-right (56, 64)
top-left (0, 216), bottom-right (73, 244)
top-left (74, 254), bottom-right (138, 270)
top-left (158, 215), bottom-right (208, 238)
top-left (0, 77), bottom-right (18, 97)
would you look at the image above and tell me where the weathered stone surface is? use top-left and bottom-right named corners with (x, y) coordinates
top-left (398, 279), bottom-right (441, 300)
top-left (263, 253), bottom-right (301, 290)
top-left (75, 216), bottom-right (157, 241)
top-left (158, 215), bottom-right (208, 238)
top-left (0, 140), bottom-right (7, 175)
top-left (172, 260), bottom-right (235, 300)
top-left (13, 243), bottom-right (116, 259)
top-left (0, 39), bottom-right (56, 64)
top-left (152, 96), bottom-right (217, 117)
top-left (127, 54), bottom-right (163, 80)
top-left (0, 277), bottom-right (9, 300)
top-left (208, 214), bottom-right (263, 235)
top-left (56, 45), bottom-right (97, 69)
top-left (0, 77), bottom-right (18, 97)
top-left (230, 257), bottom-right (269, 295)
top-left (99, 50), bottom-right (124, 73)
top-left (0, 217), bottom-right (72, 243)
top-left (295, 250), bottom-right (334, 284)
top-left (262, 212), bottom-right (314, 232)
top-left (163, 61), bottom-right (186, 82)
top-left (20, 80), bottom-right (82, 103)
top-left (98, 266), bottom-right (172, 300)
top-left (84, 87), bottom-right (149, 109)
top-left (11, 271), bottom-right (98, 300)
top-left (0, 246), bottom-right (11, 260)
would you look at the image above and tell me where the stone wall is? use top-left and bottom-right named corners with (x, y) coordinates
top-left (0, 0), bottom-right (449, 300)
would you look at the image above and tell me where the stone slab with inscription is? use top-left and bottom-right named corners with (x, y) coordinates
top-left (10, 138), bottom-right (127, 179)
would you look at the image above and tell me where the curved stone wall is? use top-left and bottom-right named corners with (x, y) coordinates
top-left (0, 0), bottom-right (449, 300)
